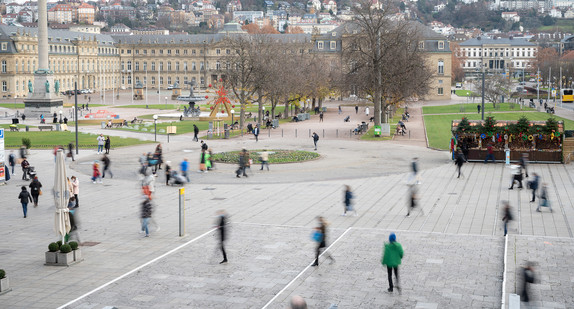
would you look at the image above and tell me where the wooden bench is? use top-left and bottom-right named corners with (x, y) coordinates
top-left (38, 125), bottom-right (54, 131)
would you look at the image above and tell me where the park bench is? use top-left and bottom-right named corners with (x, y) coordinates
top-left (111, 119), bottom-right (125, 128)
top-left (38, 125), bottom-right (53, 131)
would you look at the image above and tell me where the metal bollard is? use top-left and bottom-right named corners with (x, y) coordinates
top-left (282, 129), bottom-right (283, 137)
top-left (336, 129), bottom-right (338, 138)
top-left (295, 129), bottom-right (297, 138)
top-left (309, 129), bottom-right (311, 137)
top-left (179, 188), bottom-right (185, 237)
top-left (322, 129), bottom-right (324, 138)
top-left (268, 128), bottom-right (270, 137)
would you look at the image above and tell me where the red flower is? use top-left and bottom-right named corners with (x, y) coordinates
top-left (208, 84), bottom-right (212, 88)
top-left (232, 105), bottom-right (235, 108)
top-left (205, 95), bottom-right (209, 99)
top-left (221, 110), bottom-right (225, 114)
top-left (210, 106), bottom-right (214, 110)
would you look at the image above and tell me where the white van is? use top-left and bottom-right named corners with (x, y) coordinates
top-left (455, 83), bottom-right (462, 89)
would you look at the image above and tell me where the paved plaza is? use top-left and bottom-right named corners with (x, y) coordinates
top-left (1, 97), bottom-right (574, 308)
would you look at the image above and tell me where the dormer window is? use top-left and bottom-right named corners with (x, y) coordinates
top-left (438, 41), bottom-right (444, 49)
top-left (332, 32), bottom-right (337, 37)
top-left (318, 41), bottom-right (324, 50)
top-left (419, 41), bottom-right (424, 49)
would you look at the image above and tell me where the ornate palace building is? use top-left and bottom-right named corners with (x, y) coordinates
top-left (0, 23), bottom-right (450, 101)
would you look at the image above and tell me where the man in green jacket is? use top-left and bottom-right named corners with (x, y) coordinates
top-left (381, 232), bottom-right (404, 293)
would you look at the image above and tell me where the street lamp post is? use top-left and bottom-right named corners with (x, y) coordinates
top-left (153, 114), bottom-right (158, 141)
top-left (481, 65), bottom-right (485, 121)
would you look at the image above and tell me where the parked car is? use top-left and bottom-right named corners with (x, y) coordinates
top-left (529, 78), bottom-right (536, 82)
top-left (167, 85), bottom-right (174, 90)
top-left (519, 81), bottom-right (526, 85)
top-left (455, 82), bottom-right (462, 89)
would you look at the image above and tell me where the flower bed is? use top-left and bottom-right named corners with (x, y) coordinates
top-left (211, 149), bottom-right (320, 164)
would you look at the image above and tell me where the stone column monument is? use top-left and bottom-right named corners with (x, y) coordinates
top-left (23, 0), bottom-right (63, 118)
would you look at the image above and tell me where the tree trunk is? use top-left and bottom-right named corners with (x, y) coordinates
top-left (374, 89), bottom-right (382, 125)
top-left (239, 92), bottom-right (245, 129)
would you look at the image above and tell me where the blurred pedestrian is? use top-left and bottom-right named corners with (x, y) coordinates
top-left (236, 148), bottom-right (249, 178)
top-left (97, 134), bottom-right (105, 154)
top-left (92, 161), bottom-right (102, 183)
top-left (21, 157), bottom-right (30, 180)
top-left (355, 105), bottom-right (358, 114)
top-left (319, 111), bottom-right (324, 122)
top-left (253, 124), bottom-right (260, 142)
top-left (71, 176), bottom-right (79, 207)
top-left (29, 176), bottom-right (42, 207)
top-left (142, 170), bottom-right (155, 200)
top-left (312, 132), bottom-right (319, 150)
top-left (484, 144), bottom-right (495, 163)
top-left (67, 142), bottom-right (75, 161)
top-left (521, 262), bottom-right (536, 303)
top-left (105, 136), bottom-right (111, 154)
top-left (8, 150), bottom-right (15, 174)
top-left (193, 124), bottom-right (199, 142)
top-left (528, 172), bottom-right (539, 202)
top-left (508, 163), bottom-right (523, 190)
top-left (312, 216), bottom-right (334, 266)
top-left (381, 232), bottom-right (403, 293)
top-left (18, 186), bottom-right (33, 218)
top-left (180, 158), bottom-right (190, 182)
top-left (290, 295), bottom-right (307, 309)
top-left (455, 150), bottom-right (465, 178)
top-left (406, 184), bottom-right (423, 217)
top-left (164, 161), bottom-right (172, 185)
top-left (206, 149), bottom-right (213, 171)
top-left (216, 210), bottom-right (228, 264)
top-left (408, 157), bottom-right (420, 184)
top-left (199, 149), bottom-right (207, 172)
top-left (141, 197), bottom-right (152, 237)
top-left (536, 183), bottom-right (552, 212)
top-left (502, 201), bottom-right (513, 236)
top-left (338, 105), bottom-right (342, 114)
top-left (101, 154), bottom-right (113, 178)
top-left (520, 153), bottom-right (529, 178)
top-left (477, 104), bottom-right (481, 114)
top-left (365, 106), bottom-right (370, 116)
top-left (259, 149), bottom-right (269, 171)
top-left (201, 140), bottom-right (208, 151)
top-left (154, 143), bottom-right (163, 172)
top-left (342, 185), bottom-right (357, 216)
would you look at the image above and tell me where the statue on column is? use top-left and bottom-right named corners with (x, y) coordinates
top-left (45, 80), bottom-right (50, 93)
top-left (28, 80), bottom-right (33, 93)
top-left (54, 80), bottom-right (60, 94)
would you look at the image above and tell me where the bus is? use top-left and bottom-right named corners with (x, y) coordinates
top-left (562, 89), bottom-right (574, 103)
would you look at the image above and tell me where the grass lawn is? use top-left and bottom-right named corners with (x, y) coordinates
top-left (538, 20), bottom-right (574, 33)
top-left (360, 108), bottom-right (404, 140)
top-left (113, 120), bottom-right (211, 135)
top-left (0, 103), bottom-right (25, 109)
top-left (423, 103), bottom-right (534, 114)
top-left (424, 112), bottom-right (574, 150)
top-left (0, 125), bottom-right (150, 148)
top-left (454, 90), bottom-right (476, 97)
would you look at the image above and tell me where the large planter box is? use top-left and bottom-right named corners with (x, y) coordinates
top-left (45, 251), bottom-right (58, 264)
top-left (0, 277), bottom-right (11, 295)
top-left (73, 248), bottom-right (82, 262)
top-left (466, 149), bottom-right (562, 163)
top-left (57, 252), bottom-right (74, 266)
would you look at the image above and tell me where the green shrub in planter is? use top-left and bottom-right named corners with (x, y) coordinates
top-left (0, 269), bottom-right (5, 279)
top-left (59, 244), bottom-right (72, 253)
top-left (57, 240), bottom-right (63, 247)
top-left (69, 241), bottom-right (78, 250)
top-left (48, 242), bottom-right (59, 252)
top-left (21, 137), bottom-right (31, 149)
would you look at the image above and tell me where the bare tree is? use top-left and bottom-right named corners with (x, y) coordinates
top-left (220, 35), bottom-right (261, 129)
top-left (344, 0), bottom-right (433, 126)
top-left (473, 74), bottom-right (511, 107)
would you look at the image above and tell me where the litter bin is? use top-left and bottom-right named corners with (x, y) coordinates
top-left (272, 119), bottom-right (279, 128)
top-left (101, 121), bottom-right (106, 129)
top-left (25, 126), bottom-right (29, 132)
top-left (374, 125), bottom-right (381, 137)
top-left (224, 124), bottom-right (230, 139)
top-left (55, 124), bottom-right (61, 131)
